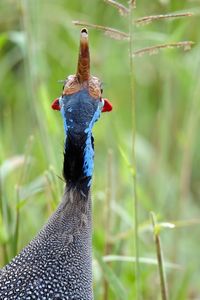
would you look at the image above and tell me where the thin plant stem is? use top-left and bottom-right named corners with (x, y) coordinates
top-left (103, 149), bottom-right (113, 300)
top-left (0, 159), bottom-right (9, 264)
top-left (179, 58), bottom-right (200, 205)
top-left (13, 135), bottom-right (34, 256)
top-left (73, 21), bottom-right (129, 40)
top-left (133, 41), bottom-right (194, 57)
top-left (129, 3), bottom-right (140, 299)
top-left (135, 12), bottom-right (192, 26)
top-left (150, 212), bottom-right (169, 300)
top-left (13, 185), bottom-right (20, 257)
top-left (104, 0), bottom-right (129, 16)
top-left (0, 184), bottom-right (9, 264)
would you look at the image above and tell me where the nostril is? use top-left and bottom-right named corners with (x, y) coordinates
top-left (81, 28), bottom-right (88, 34)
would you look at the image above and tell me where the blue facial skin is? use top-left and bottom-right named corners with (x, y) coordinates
top-left (59, 89), bottom-right (103, 195)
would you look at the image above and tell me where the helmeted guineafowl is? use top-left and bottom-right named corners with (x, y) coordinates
top-left (0, 28), bottom-right (112, 300)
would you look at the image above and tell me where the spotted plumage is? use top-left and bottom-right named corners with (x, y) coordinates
top-left (0, 190), bottom-right (93, 299)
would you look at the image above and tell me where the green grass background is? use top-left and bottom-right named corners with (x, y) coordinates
top-left (0, 0), bottom-right (200, 299)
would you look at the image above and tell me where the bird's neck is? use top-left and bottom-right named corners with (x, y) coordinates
top-left (57, 186), bottom-right (92, 231)
top-left (42, 186), bottom-right (92, 237)
top-left (39, 186), bottom-right (93, 299)
top-left (63, 131), bottom-right (94, 196)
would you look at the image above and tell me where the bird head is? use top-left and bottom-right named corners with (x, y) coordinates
top-left (51, 28), bottom-right (112, 137)
top-left (51, 28), bottom-right (112, 192)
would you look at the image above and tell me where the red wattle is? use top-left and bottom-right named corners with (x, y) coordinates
top-left (102, 98), bottom-right (112, 112)
top-left (51, 98), bottom-right (60, 111)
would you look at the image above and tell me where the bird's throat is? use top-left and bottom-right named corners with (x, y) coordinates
top-left (63, 132), bottom-right (94, 196)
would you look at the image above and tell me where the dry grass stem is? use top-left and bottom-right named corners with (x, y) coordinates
top-left (128, 0), bottom-right (136, 8)
top-left (104, 0), bottom-right (129, 16)
top-left (150, 212), bottom-right (169, 300)
top-left (103, 255), bottom-right (182, 270)
top-left (133, 41), bottom-right (194, 57)
top-left (73, 21), bottom-right (130, 40)
top-left (103, 150), bottom-right (113, 300)
top-left (135, 12), bottom-right (193, 26)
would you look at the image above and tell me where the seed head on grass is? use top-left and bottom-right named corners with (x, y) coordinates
top-left (133, 41), bottom-right (194, 57)
top-left (104, 0), bottom-right (129, 16)
top-left (73, 21), bottom-right (130, 41)
top-left (135, 12), bottom-right (193, 26)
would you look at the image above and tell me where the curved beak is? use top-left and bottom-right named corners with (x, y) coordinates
top-left (76, 28), bottom-right (90, 83)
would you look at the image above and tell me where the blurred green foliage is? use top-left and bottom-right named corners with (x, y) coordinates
top-left (0, 0), bottom-right (200, 299)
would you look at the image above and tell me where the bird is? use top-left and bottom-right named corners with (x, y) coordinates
top-left (0, 28), bottom-right (112, 300)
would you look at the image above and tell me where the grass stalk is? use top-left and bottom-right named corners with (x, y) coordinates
top-left (128, 2), bottom-right (140, 299)
top-left (73, 21), bottom-right (129, 40)
top-left (179, 58), bottom-right (200, 204)
top-left (135, 12), bottom-right (192, 26)
top-left (13, 136), bottom-right (34, 256)
top-left (104, 0), bottom-right (129, 16)
top-left (150, 212), bottom-right (169, 300)
top-left (133, 41), bottom-right (194, 57)
top-left (103, 149), bottom-right (113, 300)
top-left (0, 160), bottom-right (9, 264)
top-left (0, 182), bottom-right (9, 264)
top-left (13, 185), bottom-right (20, 257)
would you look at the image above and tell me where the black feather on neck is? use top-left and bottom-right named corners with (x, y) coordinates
top-left (63, 132), bottom-right (94, 196)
